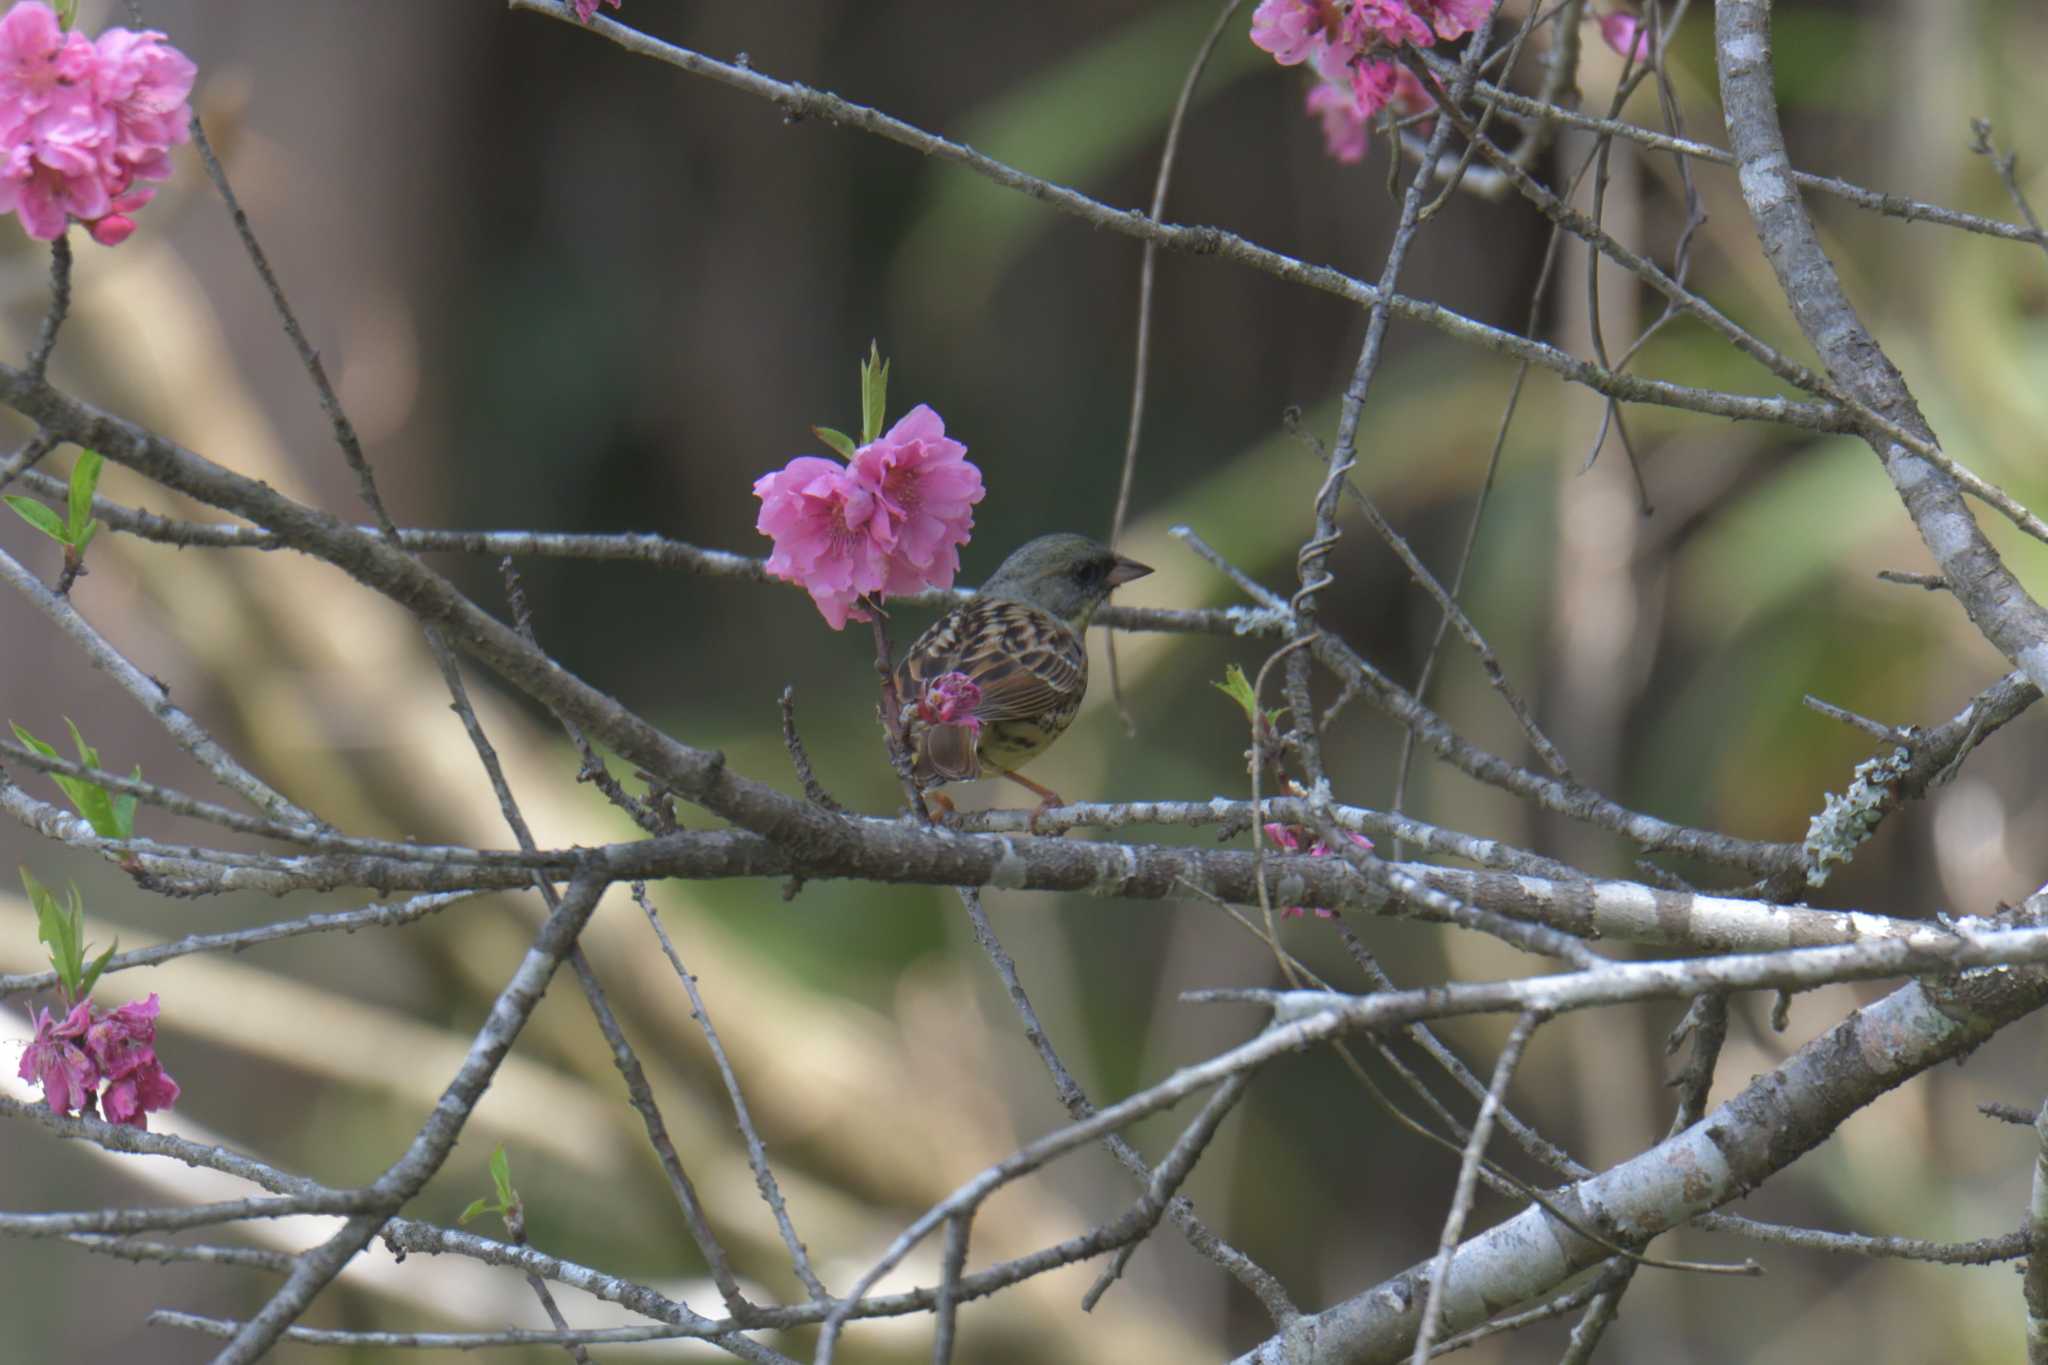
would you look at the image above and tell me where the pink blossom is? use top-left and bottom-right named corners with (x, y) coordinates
top-left (0, 4), bottom-right (105, 239)
top-left (18, 993), bottom-right (180, 1127)
top-left (1305, 81), bottom-right (1371, 163)
top-left (1303, 57), bottom-right (1431, 162)
top-left (1355, 55), bottom-right (1433, 121)
top-left (1262, 822), bottom-right (1374, 917)
top-left (754, 456), bottom-right (896, 630)
top-left (757, 397), bottom-right (984, 629)
top-left (1249, 0), bottom-right (1338, 66)
top-left (920, 672), bottom-right (983, 732)
top-left (90, 25), bottom-right (196, 188)
top-left (99, 1061), bottom-right (180, 1127)
top-left (1409, 0), bottom-right (1492, 42)
top-left (17, 998), bottom-right (96, 1116)
top-left (83, 182), bottom-right (148, 245)
top-left (85, 208), bottom-right (130, 244)
top-left (0, 3), bottom-right (96, 117)
top-left (1351, 0), bottom-right (1433, 48)
top-left (571, 0), bottom-right (620, 22)
top-left (1600, 11), bottom-right (1651, 63)
top-left (0, 4), bottom-right (192, 243)
top-left (849, 404), bottom-right (984, 598)
top-left (85, 993), bottom-right (178, 1129)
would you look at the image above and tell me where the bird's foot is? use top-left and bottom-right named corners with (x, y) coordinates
top-left (1026, 796), bottom-right (1066, 836)
top-left (921, 789), bottom-right (959, 827)
top-left (997, 769), bottom-right (1068, 835)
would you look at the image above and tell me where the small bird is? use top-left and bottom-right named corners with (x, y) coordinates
top-left (894, 533), bottom-right (1152, 813)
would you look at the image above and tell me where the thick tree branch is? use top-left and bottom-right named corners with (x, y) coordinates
top-left (1715, 1), bottom-right (2048, 692)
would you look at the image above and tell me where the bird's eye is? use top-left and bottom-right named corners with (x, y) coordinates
top-left (1077, 560), bottom-right (1106, 585)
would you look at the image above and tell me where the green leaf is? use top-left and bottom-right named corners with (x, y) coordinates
top-left (111, 766), bottom-right (141, 840)
top-left (4, 495), bottom-right (68, 544)
top-left (11, 721), bottom-right (58, 762)
top-left (489, 1144), bottom-right (513, 1203)
top-left (61, 718), bottom-right (121, 839)
top-left (859, 341), bottom-right (889, 446)
top-left (459, 1145), bottom-right (515, 1225)
top-left (1213, 664), bottom-right (1260, 724)
top-left (811, 425), bottom-right (857, 461)
top-left (78, 936), bottom-right (117, 1000)
top-left (24, 867), bottom-right (83, 1000)
top-left (64, 717), bottom-right (100, 771)
top-left (66, 450), bottom-right (102, 542)
top-left (8, 721), bottom-right (107, 830)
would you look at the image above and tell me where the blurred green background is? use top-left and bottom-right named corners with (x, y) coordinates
top-left (2, 0), bottom-right (2047, 1360)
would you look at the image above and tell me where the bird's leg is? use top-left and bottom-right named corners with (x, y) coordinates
top-left (998, 768), bottom-right (1066, 834)
top-left (923, 788), bottom-right (959, 825)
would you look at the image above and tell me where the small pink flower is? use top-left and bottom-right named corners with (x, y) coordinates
top-left (84, 993), bottom-right (177, 1130)
top-left (1262, 821), bottom-right (1305, 853)
top-left (86, 209), bottom-right (130, 244)
top-left (0, 3), bottom-right (97, 117)
top-left (849, 404), bottom-right (984, 598)
top-left (754, 456), bottom-right (896, 630)
top-left (920, 672), bottom-right (983, 732)
top-left (18, 998), bottom-right (96, 1116)
top-left (1353, 0), bottom-right (1434, 48)
top-left (91, 25), bottom-right (196, 188)
top-left (1262, 822), bottom-right (1374, 918)
top-left (1304, 81), bottom-right (1370, 163)
top-left (1304, 56), bottom-right (1431, 163)
top-left (100, 1061), bottom-right (179, 1127)
top-left (571, 0), bottom-right (620, 22)
top-left (1250, 0), bottom-right (1342, 66)
top-left (1345, 0), bottom-right (1490, 52)
top-left (84, 182), bottom-right (147, 245)
top-left (1355, 55), bottom-right (1433, 121)
top-left (1600, 11), bottom-right (1651, 62)
top-left (1411, 0), bottom-right (1492, 42)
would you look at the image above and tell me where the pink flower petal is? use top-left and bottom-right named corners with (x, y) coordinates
top-left (1249, 0), bottom-right (1334, 66)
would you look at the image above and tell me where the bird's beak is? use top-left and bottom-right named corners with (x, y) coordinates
top-left (1105, 555), bottom-right (1153, 589)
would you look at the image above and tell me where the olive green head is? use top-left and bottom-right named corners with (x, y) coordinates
top-left (976, 533), bottom-right (1153, 628)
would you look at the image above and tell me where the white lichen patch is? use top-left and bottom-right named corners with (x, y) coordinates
top-left (1803, 747), bottom-right (1911, 888)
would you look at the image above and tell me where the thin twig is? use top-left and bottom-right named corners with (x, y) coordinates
top-left (2025, 1097), bottom-right (2048, 1363)
top-left (1801, 694), bottom-right (1908, 743)
top-left (1081, 1070), bottom-right (1255, 1310)
top-left (931, 1213), bottom-right (972, 1365)
top-left (25, 234), bottom-right (70, 383)
top-left (1970, 118), bottom-right (2048, 269)
top-left (634, 882), bottom-right (831, 1302)
top-left (1412, 1011), bottom-right (1543, 1363)
top-left (1104, 0), bottom-right (1243, 735)
top-left (778, 685), bottom-right (845, 812)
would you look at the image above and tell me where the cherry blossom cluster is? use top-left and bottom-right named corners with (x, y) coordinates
top-left (754, 403), bottom-right (985, 629)
top-left (1262, 822), bottom-right (1375, 917)
top-left (1250, 0), bottom-right (1487, 163)
top-left (0, 1), bottom-right (194, 245)
top-left (18, 993), bottom-right (180, 1129)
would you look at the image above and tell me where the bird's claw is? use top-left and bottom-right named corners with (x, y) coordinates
top-left (1026, 795), bottom-right (1066, 836)
top-left (921, 789), bottom-right (959, 827)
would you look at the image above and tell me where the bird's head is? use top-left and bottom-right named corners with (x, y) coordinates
top-left (976, 533), bottom-right (1153, 628)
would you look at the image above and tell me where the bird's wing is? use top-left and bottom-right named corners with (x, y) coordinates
top-left (899, 599), bottom-right (1084, 724)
